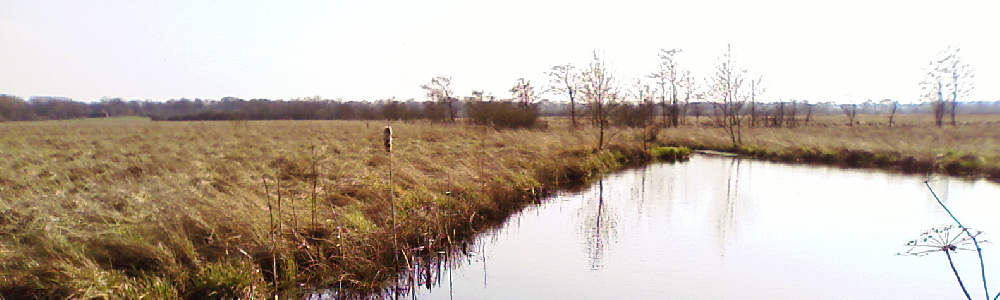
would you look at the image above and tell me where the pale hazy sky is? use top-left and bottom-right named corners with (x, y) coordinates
top-left (1, 0), bottom-right (997, 103)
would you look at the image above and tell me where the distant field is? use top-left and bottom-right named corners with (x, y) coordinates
top-left (0, 113), bottom-right (997, 298)
top-left (670, 113), bottom-right (1000, 163)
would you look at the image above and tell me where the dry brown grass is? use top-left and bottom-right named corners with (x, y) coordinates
top-left (0, 118), bottom-right (646, 299)
top-left (2, 113), bottom-right (996, 298)
top-left (662, 113), bottom-right (1000, 178)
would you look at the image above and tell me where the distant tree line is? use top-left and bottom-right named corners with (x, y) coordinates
top-left (3, 93), bottom-right (1000, 124)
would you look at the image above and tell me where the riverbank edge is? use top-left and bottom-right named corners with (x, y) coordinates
top-left (663, 139), bottom-right (1000, 183)
top-left (285, 144), bottom-right (666, 298)
top-left (0, 143), bottom-right (670, 299)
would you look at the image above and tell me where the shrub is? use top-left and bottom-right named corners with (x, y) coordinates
top-left (649, 146), bottom-right (691, 161)
top-left (467, 100), bottom-right (540, 129)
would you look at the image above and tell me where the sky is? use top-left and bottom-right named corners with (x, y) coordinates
top-left (1, 0), bottom-right (998, 104)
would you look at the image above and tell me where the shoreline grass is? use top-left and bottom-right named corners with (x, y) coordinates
top-left (656, 115), bottom-right (1000, 182)
top-left (1, 115), bottom-right (997, 299)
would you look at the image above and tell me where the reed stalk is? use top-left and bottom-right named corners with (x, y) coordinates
top-left (310, 144), bottom-right (319, 229)
top-left (384, 125), bottom-right (400, 299)
top-left (262, 177), bottom-right (278, 296)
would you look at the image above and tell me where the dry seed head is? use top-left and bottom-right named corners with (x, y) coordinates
top-left (383, 126), bottom-right (392, 152)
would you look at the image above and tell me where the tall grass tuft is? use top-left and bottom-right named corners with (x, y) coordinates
top-left (649, 146), bottom-right (691, 161)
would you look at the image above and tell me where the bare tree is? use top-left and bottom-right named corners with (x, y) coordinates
top-left (922, 73), bottom-right (947, 127)
top-left (580, 51), bottom-right (620, 150)
top-left (748, 76), bottom-right (764, 127)
top-left (649, 48), bottom-right (683, 127)
top-left (788, 100), bottom-right (798, 128)
top-left (945, 47), bottom-right (973, 126)
top-left (709, 44), bottom-right (748, 146)
top-left (630, 79), bottom-right (660, 150)
top-left (690, 102), bottom-right (703, 125)
top-left (922, 46), bottom-right (974, 127)
top-left (631, 78), bottom-right (657, 126)
top-left (547, 64), bottom-right (580, 128)
top-left (804, 101), bottom-right (813, 125)
top-left (510, 78), bottom-right (538, 107)
top-left (881, 99), bottom-right (899, 128)
top-left (421, 76), bottom-right (456, 123)
top-left (841, 104), bottom-right (858, 126)
top-left (679, 70), bottom-right (695, 124)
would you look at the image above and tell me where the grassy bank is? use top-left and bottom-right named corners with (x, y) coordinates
top-left (0, 119), bottom-right (654, 299)
top-left (659, 114), bottom-right (1000, 181)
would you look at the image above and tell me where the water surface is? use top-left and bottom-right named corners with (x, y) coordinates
top-left (393, 155), bottom-right (1000, 299)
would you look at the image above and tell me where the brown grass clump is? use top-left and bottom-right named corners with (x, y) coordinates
top-left (0, 119), bottom-right (647, 299)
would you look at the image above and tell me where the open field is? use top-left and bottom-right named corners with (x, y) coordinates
top-left (1, 113), bottom-right (998, 299)
top-left (0, 119), bottom-right (651, 299)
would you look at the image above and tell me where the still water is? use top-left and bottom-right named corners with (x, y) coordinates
top-left (385, 155), bottom-right (1000, 299)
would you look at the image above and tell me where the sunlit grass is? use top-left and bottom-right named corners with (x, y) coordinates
top-left (657, 114), bottom-right (1000, 179)
top-left (1, 113), bottom-right (996, 298)
top-left (0, 119), bottom-right (647, 298)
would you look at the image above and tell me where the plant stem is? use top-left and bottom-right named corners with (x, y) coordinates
top-left (311, 145), bottom-right (318, 229)
top-left (926, 180), bottom-right (989, 298)
top-left (390, 146), bottom-right (399, 299)
top-left (946, 249), bottom-right (972, 300)
top-left (263, 177), bottom-right (278, 296)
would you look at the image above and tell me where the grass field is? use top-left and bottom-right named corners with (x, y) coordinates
top-left (0, 119), bottom-right (653, 299)
top-left (0, 113), bottom-right (998, 299)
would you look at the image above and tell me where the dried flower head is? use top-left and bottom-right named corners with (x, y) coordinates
top-left (383, 126), bottom-right (392, 153)
top-left (898, 225), bottom-right (988, 257)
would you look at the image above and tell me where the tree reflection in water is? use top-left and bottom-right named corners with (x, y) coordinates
top-left (580, 179), bottom-right (618, 270)
top-left (715, 157), bottom-right (743, 257)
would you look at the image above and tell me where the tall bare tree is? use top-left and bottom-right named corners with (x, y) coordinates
top-left (841, 104), bottom-right (858, 126)
top-left (922, 46), bottom-right (974, 127)
top-left (580, 51), bottom-right (620, 150)
top-left (421, 76), bottom-right (456, 123)
top-left (678, 69), bottom-right (695, 125)
top-left (748, 76), bottom-right (764, 127)
top-left (547, 64), bottom-right (580, 128)
top-left (880, 99), bottom-right (899, 128)
top-left (649, 48), bottom-right (683, 127)
top-left (709, 44), bottom-right (748, 146)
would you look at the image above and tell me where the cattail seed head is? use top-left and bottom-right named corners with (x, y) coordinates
top-left (383, 126), bottom-right (392, 153)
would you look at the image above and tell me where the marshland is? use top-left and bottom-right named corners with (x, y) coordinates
top-left (1, 106), bottom-right (1000, 299)
top-left (4, 1), bottom-right (1000, 298)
